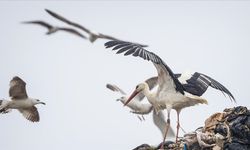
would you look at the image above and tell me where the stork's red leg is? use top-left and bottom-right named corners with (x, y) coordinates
top-left (176, 110), bottom-right (180, 143)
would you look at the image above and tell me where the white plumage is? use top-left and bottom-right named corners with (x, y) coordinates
top-left (0, 76), bottom-right (45, 122)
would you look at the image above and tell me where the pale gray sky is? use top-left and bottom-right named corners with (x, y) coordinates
top-left (0, 1), bottom-right (249, 150)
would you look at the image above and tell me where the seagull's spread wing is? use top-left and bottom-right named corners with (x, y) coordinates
top-left (45, 9), bottom-right (91, 34)
top-left (180, 72), bottom-right (235, 101)
top-left (22, 20), bottom-right (53, 30)
top-left (58, 27), bottom-right (86, 39)
top-left (106, 84), bottom-right (126, 95)
top-left (45, 9), bottom-right (148, 46)
top-left (19, 106), bottom-right (40, 122)
top-left (104, 40), bottom-right (184, 95)
top-left (97, 33), bottom-right (119, 40)
top-left (9, 76), bottom-right (28, 100)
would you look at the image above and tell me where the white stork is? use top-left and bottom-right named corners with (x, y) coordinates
top-left (0, 76), bottom-right (45, 122)
top-left (104, 40), bottom-right (235, 148)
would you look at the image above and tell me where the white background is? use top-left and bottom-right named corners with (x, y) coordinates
top-left (0, 1), bottom-right (249, 150)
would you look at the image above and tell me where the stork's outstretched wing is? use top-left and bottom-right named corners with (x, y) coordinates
top-left (180, 72), bottom-right (235, 102)
top-left (105, 40), bottom-right (184, 95)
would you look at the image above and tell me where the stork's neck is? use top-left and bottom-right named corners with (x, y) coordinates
top-left (141, 86), bottom-right (155, 105)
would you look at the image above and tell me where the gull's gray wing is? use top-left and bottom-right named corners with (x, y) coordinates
top-left (18, 106), bottom-right (40, 122)
top-left (58, 27), bottom-right (87, 39)
top-left (9, 76), bottom-right (28, 100)
top-left (22, 20), bottom-right (53, 30)
top-left (45, 9), bottom-right (92, 34)
top-left (106, 84), bottom-right (126, 95)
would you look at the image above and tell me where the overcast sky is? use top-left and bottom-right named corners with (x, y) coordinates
top-left (0, 1), bottom-right (250, 150)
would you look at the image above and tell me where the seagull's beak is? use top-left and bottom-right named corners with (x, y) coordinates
top-left (40, 102), bottom-right (46, 105)
top-left (124, 90), bottom-right (139, 106)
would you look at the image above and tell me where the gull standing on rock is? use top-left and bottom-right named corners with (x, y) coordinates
top-left (0, 76), bottom-right (45, 122)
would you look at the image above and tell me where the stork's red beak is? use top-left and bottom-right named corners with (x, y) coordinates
top-left (124, 90), bottom-right (139, 106)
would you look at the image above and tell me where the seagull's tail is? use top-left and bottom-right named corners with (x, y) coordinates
top-left (0, 100), bottom-right (11, 114)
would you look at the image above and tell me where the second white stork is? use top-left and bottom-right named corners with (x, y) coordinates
top-left (104, 40), bottom-right (235, 148)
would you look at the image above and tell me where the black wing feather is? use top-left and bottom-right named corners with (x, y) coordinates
top-left (183, 72), bottom-right (235, 102)
top-left (112, 43), bottom-right (131, 51)
top-left (124, 47), bottom-right (137, 56)
top-left (104, 40), bottom-right (184, 94)
top-left (116, 45), bottom-right (134, 54)
top-left (132, 48), bottom-right (141, 57)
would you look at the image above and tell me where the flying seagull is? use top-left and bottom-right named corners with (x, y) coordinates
top-left (104, 40), bottom-right (235, 148)
top-left (22, 20), bottom-right (86, 39)
top-left (45, 9), bottom-right (147, 47)
top-left (45, 9), bottom-right (119, 42)
top-left (106, 76), bottom-right (158, 120)
top-left (0, 76), bottom-right (45, 122)
top-left (106, 77), bottom-right (176, 139)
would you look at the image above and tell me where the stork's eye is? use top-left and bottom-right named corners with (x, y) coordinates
top-left (136, 85), bottom-right (139, 89)
top-left (37, 99), bottom-right (40, 101)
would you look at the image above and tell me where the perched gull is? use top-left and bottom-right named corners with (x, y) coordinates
top-left (104, 40), bottom-right (235, 148)
top-left (45, 9), bottom-right (147, 47)
top-left (0, 76), bottom-right (45, 122)
top-left (22, 20), bottom-right (86, 39)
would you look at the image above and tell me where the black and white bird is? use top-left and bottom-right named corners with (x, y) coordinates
top-left (0, 76), bottom-right (45, 122)
top-left (106, 77), bottom-right (175, 139)
top-left (104, 40), bottom-right (235, 148)
top-left (22, 20), bottom-right (86, 39)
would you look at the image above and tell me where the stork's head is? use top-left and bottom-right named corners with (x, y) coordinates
top-left (124, 82), bottom-right (148, 106)
top-left (32, 99), bottom-right (46, 105)
top-left (135, 83), bottom-right (148, 92)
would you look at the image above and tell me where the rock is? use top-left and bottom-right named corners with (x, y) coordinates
top-left (132, 106), bottom-right (250, 150)
top-left (132, 144), bottom-right (152, 150)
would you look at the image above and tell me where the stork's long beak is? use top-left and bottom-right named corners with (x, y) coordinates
top-left (124, 90), bottom-right (139, 106)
